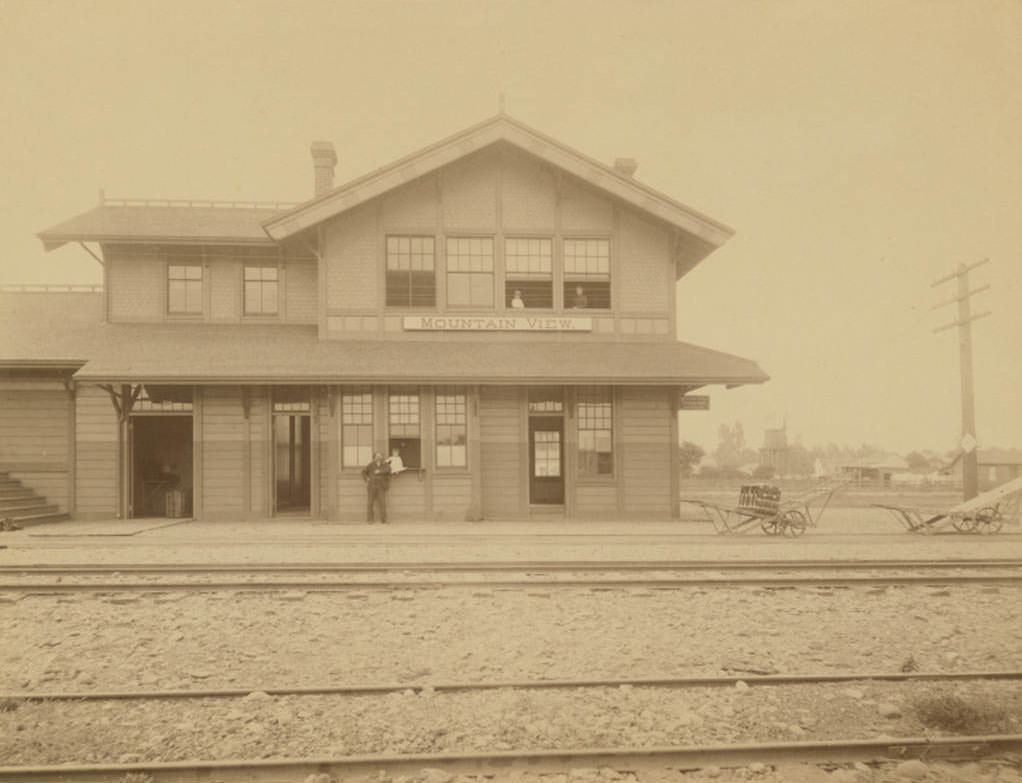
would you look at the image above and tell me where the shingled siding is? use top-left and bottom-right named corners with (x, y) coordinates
top-left (0, 383), bottom-right (71, 513)
top-left (480, 386), bottom-right (522, 518)
top-left (285, 261), bottom-right (318, 324)
top-left (620, 386), bottom-right (673, 518)
top-left (74, 385), bottom-right (117, 518)
top-left (200, 387), bottom-right (245, 518)
top-left (107, 255), bottom-right (165, 321)
top-left (323, 205), bottom-right (377, 313)
top-left (618, 211), bottom-right (671, 314)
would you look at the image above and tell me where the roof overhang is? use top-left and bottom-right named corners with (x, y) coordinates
top-left (70, 324), bottom-right (768, 388)
top-left (263, 114), bottom-right (735, 249)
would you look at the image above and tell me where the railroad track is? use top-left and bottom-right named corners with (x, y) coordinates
top-left (2, 735), bottom-right (1021, 783)
top-left (2, 574), bottom-right (1021, 592)
top-left (4, 669), bottom-right (1021, 702)
top-left (3, 557), bottom-right (1022, 574)
top-left (2, 558), bottom-right (1021, 591)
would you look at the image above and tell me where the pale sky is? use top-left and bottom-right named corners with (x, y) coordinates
top-left (2, 0), bottom-right (1019, 455)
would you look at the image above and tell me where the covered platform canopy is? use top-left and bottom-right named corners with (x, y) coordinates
top-left (66, 323), bottom-right (768, 388)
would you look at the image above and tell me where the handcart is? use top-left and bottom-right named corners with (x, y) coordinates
top-left (681, 477), bottom-right (851, 536)
top-left (874, 475), bottom-right (1022, 535)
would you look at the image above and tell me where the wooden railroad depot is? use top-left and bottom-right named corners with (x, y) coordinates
top-left (1, 115), bottom-right (767, 523)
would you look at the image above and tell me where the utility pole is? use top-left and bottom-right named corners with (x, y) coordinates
top-left (932, 258), bottom-right (992, 500)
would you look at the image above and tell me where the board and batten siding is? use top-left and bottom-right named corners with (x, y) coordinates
top-left (74, 385), bottom-right (118, 518)
top-left (0, 383), bottom-right (72, 512)
top-left (432, 474), bottom-right (472, 520)
top-left (619, 386), bottom-right (673, 518)
top-left (199, 387), bottom-right (246, 518)
top-left (480, 386), bottom-right (522, 518)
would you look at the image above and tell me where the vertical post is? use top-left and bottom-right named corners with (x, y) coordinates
top-left (956, 265), bottom-right (979, 499)
top-left (932, 258), bottom-right (990, 502)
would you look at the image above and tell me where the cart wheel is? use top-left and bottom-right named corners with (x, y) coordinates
top-left (952, 514), bottom-right (977, 533)
top-left (761, 518), bottom-right (779, 535)
top-left (974, 507), bottom-right (1004, 535)
top-left (781, 509), bottom-right (808, 537)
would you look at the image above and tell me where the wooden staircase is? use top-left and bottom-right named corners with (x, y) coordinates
top-left (0, 472), bottom-right (67, 527)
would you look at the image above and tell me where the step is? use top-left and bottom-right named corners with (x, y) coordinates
top-left (1, 503), bottom-right (59, 519)
top-left (6, 511), bottom-right (69, 528)
top-left (0, 496), bottom-right (48, 512)
top-left (0, 488), bottom-right (36, 501)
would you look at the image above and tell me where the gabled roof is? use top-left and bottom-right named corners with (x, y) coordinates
top-left (37, 201), bottom-right (291, 251)
top-left (263, 113), bottom-right (735, 249)
top-left (70, 323), bottom-right (768, 386)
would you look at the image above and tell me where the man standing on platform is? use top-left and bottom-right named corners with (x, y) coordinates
top-left (361, 451), bottom-right (392, 524)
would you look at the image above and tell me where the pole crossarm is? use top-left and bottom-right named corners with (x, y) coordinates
top-left (931, 284), bottom-right (991, 310)
top-left (932, 310), bottom-right (993, 334)
top-left (931, 257), bottom-right (989, 287)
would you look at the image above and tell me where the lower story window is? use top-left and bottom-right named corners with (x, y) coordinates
top-left (341, 391), bottom-right (373, 468)
top-left (577, 387), bottom-right (613, 476)
top-left (435, 391), bottom-right (467, 467)
top-left (389, 391), bottom-right (421, 469)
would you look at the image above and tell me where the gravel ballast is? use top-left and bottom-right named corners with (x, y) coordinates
top-left (4, 584), bottom-right (1021, 693)
top-left (1, 680), bottom-right (1020, 765)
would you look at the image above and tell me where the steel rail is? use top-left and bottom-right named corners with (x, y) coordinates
top-left (2, 557), bottom-right (1022, 574)
top-left (5, 670), bottom-right (1022, 703)
top-left (3, 574), bottom-right (1022, 592)
top-left (2, 735), bottom-right (1022, 783)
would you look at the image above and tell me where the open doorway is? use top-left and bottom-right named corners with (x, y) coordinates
top-left (274, 413), bottom-right (311, 513)
top-left (130, 416), bottom-right (193, 517)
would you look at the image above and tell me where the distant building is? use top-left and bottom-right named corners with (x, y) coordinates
top-left (838, 454), bottom-right (909, 486)
top-left (944, 449), bottom-right (1022, 491)
top-left (759, 426), bottom-right (790, 476)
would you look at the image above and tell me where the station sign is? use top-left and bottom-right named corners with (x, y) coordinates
top-left (679, 394), bottom-right (710, 411)
top-left (404, 315), bottom-right (593, 332)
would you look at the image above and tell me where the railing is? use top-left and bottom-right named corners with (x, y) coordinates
top-left (0, 284), bottom-right (103, 293)
top-left (101, 197), bottom-right (299, 210)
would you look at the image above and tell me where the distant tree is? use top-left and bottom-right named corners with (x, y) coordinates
top-left (678, 441), bottom-right (705, 477)
top-left (905, 451), bottom-right (930, 471)
top-left (715, 421), bottom-right (746, 469)
top-left (787, 443), bottom-right (814, 476)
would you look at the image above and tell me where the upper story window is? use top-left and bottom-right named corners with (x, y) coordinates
top-left (386, 236), bottom-right (435, 307)
top-left (563, 238), bottom-right (611, 309)
top-left (435, 390), bottom-right (467, 468)
top-left (244, 266), bottom-right (279, 315)
top-left (167, 264), bottom-right (203, 314)
top-left (446, 237), bottom-right (494, 308)
top-left (341, 390), bottom-right (373, 468)
top-left (577, 386), bottom-right (613, 476)
top-left (505, 238), bottom-right (552, 309)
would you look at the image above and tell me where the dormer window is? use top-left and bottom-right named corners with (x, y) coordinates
top-left (167, 264), bottom-right (203, 314)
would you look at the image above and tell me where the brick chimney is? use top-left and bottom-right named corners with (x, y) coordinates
top-left (310, 141), bottom-right (338, 196)
top-left (613, 158), bottom-right (638, 178)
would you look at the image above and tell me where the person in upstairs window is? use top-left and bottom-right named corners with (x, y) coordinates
top-left (572, 286), bottom-right (588, 309)
top-left (361, 451), bottom-right (392, 524)
top-left (510, 290), bottom-right (525, 309)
